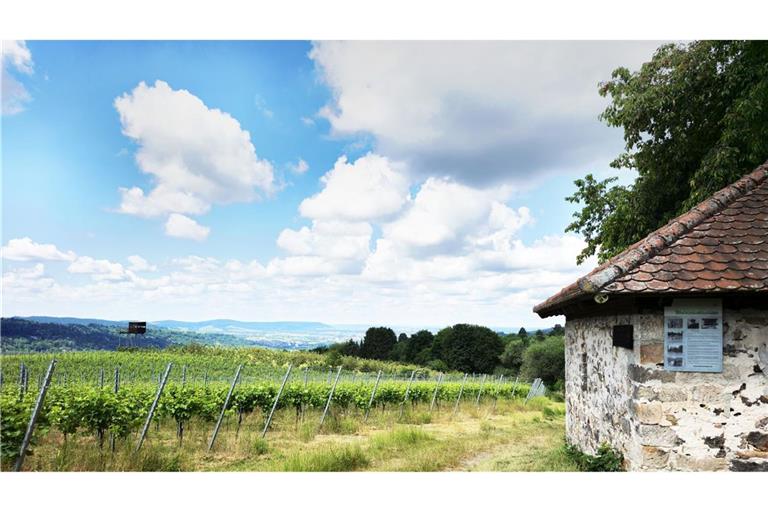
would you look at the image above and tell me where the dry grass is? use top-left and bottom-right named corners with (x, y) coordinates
top-left (18, 397), bottom-right (572, 472)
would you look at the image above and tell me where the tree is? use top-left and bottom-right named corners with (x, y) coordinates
top-left (359, 327), bottom-right (397, 360)
top-left (535, 330), bottom-right (545, 341)
top-left (518, 327), bottom-right (528, 340)
top-left (338, 339), bottom-right (360, 357)
top-left (390, 338), bottom-right (408, 361)
top-left (390, 332), bottom-right (411, 361)
top-left (568, 41), bottom-right (768, 263)
top-left (500, 338), bottom-right (526, 374)
top-left (521, 337), bottom-right (565, 387)
top-left (432, 324), bottom-right (504, 374)
top-left (406, 330), bottom-right (434, 363)
top-left (551, 324), bottom-right (565, 336)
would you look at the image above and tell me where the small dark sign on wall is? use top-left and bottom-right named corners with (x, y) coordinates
top-left (612, 324), bottom-right (634, 350)
top-left (127, 321), bottom-right (147, 334)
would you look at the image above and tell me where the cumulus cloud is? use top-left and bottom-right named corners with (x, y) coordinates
top-left (299, 153), bottom-right (409, 222)
top-left (164, 213), bottom-right (210, 241)
top-left (126, 255), bottom-right (156, 272)
top-left (2, 237), bottom-right (76, 261)
top-left (382, 178), bottom-right (520, 253)
top-left (2, 263), bottom-right (56, 293)
top-left (117, 185), bottom-right (209, 218)
top-left (310, 41), bottom-right (662, 185)
top-left (2, 40), bottom-right (34, 115)
top-left (271, 220), bottom-right (372, 275)
top-left (269, 153), bottom-right (409, 276)
top-left (114, 80), bottom-right (275, 236)
top-left (67, 256), bottom-right (126, 281)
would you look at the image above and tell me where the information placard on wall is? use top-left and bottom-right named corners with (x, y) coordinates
top-left (663, 298), bottom-right (723, 373)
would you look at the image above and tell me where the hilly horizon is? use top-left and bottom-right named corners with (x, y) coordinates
top-left (10, 315), bottom-right (553, 335)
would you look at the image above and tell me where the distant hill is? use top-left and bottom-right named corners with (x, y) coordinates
top-left (0, 317), bottom-right (345, 354)
top-left (153, 319), bottom-right (330, 332)
top-left (2, 316), bottom-right (560, 354)
top-left (23, 316), bottom-right (127, 327)
top-left (21, 316), bottom-right (331, 332)
top-left (1, 317), bottom-right (170, 352)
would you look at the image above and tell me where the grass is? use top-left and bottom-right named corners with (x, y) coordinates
top-left (282, 445), bottom-right (370, 471)
top-left (18, 397), bottom-right (574, 472)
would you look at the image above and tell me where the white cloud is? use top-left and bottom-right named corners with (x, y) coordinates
top-left (382, 178), bottom-right (515, 252)
top-left (300, 116), bottom-right (315, 126)
top-left (67, 256), bottom-right (126, 281)
top-left (277, 220), bottom-right (371, 261)
top-left (117, 185), bottom-right (210, 218)
top-left (288, 158), bottom-right (310, 175)
top-left (164, 213), bottom-right (210, 241)
top-left (310, 41), bottom-right (662, 185)
top-left (126, 255), bottom-right (157, 272)
top-left (267, 255), bottom-right (356, 277)
top-left (299, 153), bottom-right (409, 222)
top-left (114, 80), bottom-right (275, 235)
top-left (2, 40), bottom-right (34, 115)
top-left (2, 237), bottom-right (76, 261)
top-left (2, 40), bottom-right (33, 74)
top-left (2, 263), bottom-right (55, 292)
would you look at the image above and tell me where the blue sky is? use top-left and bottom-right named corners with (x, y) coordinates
top-left (2, 40), bottom-right (661, 327)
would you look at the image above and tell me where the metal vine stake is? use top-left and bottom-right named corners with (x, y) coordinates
top-left (319, 366), bottom-right (343, 428)
top-left (262, 364), bottom-right (293, 438)
top-left (207, 364), bottom-right (243, 452)
top-left (14, 359), bottom-right (56, 472)
top-left (364, 370), bottom-right (382, 422)
top-left (135, 362), bottom-right (173, 453)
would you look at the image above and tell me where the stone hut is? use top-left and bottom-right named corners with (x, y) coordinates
top-left (534, 162), bottom-right (768, 471)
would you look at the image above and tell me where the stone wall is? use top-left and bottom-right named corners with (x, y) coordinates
top-left (564, 308), bottom-right (768, 471)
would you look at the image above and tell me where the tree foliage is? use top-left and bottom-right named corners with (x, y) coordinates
top-left (359, 327), bottom-right (397, 361)
top-left (568, 40), bottom-right (768, 263)
top-left (521, 337), bottom-right (565, 387)
top-left (406, 330), bottom-right (434, 364)
top-left (432, 324), bottom-right (503, 374)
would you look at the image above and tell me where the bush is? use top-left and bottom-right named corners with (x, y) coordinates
top-left (564, 442), bottom-right (624, 472)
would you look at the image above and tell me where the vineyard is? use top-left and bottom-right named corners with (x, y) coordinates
top-left (0, 348), bottom-right (555, 471)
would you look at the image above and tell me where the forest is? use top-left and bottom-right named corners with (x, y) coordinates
top-left (314, 324), bottom-right (566, 388)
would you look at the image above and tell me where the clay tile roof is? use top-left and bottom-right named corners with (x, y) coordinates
top-left (534, 160), bottom-right (768, 317)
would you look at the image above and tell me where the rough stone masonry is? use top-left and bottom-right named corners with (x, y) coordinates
top-left (564, 309), bottom-right (768, 471)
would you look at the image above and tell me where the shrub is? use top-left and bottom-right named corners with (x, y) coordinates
top-left (564, 442), bottom-right (624, 472)
top-left (250, 438), bottom-right (269, 456)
